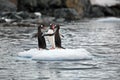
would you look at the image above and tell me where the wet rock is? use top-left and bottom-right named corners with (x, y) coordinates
top-left (17, 0), bottom-right (87, 19)
top-left (109, 4), bottom-right (120, 17)
top-left (91, 4), bottom-right (120, 17)
top-left (17, 0), bottom-right (37, 12)
top-left (37, 0), bottom-right (63, 9)
top-left (91, 5), bottom-right (105, 17)
top-left (104, 7), bottom-right (116, 16)
top-left (17, 0), bottom-right (64, 12)
top-left (80, 0), bottom-right (92, 17)
top-left (0, 18), bottom-right (6, 23)
top-left (65, 0), bottom-right (84, 16)
top-left (16, 11), bottom-right (31, 19)
top-left (54, 8), bottom-right (80, 20)
top-left (0, 11), bottom-right (40, 20)
top-left (55, 18), bottom-right (65, 23)
top-left (0, 0), bottom-right (119, 22)
top-left (0, 11), bottom-right (43, 24)
top-left (0, 0), bottom-right (16, 11)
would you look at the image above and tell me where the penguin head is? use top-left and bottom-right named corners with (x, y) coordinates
top-left (55, 24), bottom-right (60, 30)
top-left (38, 24), bottom-right (46, 32)
top-left (40, 24), bottom-right (45, 28)
top-left (39, 24), bottom-right (46, 28)
top-left (50, 23), bottom-right (56, 30)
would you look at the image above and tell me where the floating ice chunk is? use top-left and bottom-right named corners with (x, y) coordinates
top-left (18, 48), bottom-right (92, 61)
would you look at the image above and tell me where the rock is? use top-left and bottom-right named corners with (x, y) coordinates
top-left (16, 11), bottom-right (31, 19)
top-left (0, 18), bottom-right (6, 23)
top-left (90, 0), bottom-right (120, 17)
top-left (80, 0), bottom-right (92, 17)
top-left (54, 8), bottom-right (80, 20)
top-left (37, 0), bottom-right (63, 9)
top-left (16, 0), bottom-right (86, 19)
top-left (109, 4), bottom-right (120, 17)
top-left (104, 7), bottom-right (115, 16)
top-left (9, 0), bottom-right (17, 5)
top-left (66, 0), bottom-right (84, 16)
top-left (0, 0), bottom-right (16, 11)
top-left (17, 0), bottom-right (37, 12)
top-left (0, 11), bottom-right (43, 24)
top-left (1, 0), bottom-right (119, 21)
top-left (91, 5), bottom-right (105, 17)
top-left (17, 0), bottom-right (64, 12)
top-left (91, 4), bottom-right (120, 17)
top-left (65, 0), bottom-right (92, 17)
top-left (55, 18), bottom-right (65, 23)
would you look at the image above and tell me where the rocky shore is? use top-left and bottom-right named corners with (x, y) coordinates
top-left (0, 0), bottom-right (120, 26)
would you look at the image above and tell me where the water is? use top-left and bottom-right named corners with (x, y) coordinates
top-left (0, 19), bottom-right (120, 80)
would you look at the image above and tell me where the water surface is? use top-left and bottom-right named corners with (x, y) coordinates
top-left (0, 20), bottom-right (120, 80)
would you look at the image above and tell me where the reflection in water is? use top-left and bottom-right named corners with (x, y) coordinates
top-left (0, 21), bottom-right (120, 80)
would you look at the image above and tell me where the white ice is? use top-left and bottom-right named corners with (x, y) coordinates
top-left (18, 48), bottom-right (92, 61)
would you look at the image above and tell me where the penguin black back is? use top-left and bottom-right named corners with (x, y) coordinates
top-left (55, 25), bottom-right (65, 49)
top-left (37, 24), bottom-right (46, 49)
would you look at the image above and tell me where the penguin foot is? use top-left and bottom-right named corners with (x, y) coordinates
top-left (50, 47), bottom-right (55, 50)
top-left (56, 46), bottom-right (65, 49)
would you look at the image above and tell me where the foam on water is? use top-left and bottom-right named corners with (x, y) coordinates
top-left (90, 0), bottom-right (120, 6)
top-left (96, 17), bottom-right (120, 22)
top-left (18, 48), bottom-right (92, 61)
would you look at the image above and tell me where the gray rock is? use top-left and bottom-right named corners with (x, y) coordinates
top-left (16, 0), bottom-right (91, 19)
top-left (91, 4), bottom-right (120, 17)
top-left (37, 0), bottom-right (62, 8)
top-left (0, 0), bottom-right (16, 11)
top-left (80, 0), bottom-right (92, 17)
top-left (54, 8), bottom-right (80, 20)
top-left (109, 4), bottom-right (120, 17)
top-left (91, 6), bottom-right (105, 17)
top-left (1, 0), bottom-right (120, 21)
top-left (17, 0), bottom-right (37, 12)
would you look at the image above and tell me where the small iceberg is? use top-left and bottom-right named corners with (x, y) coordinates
top-left (18, 48), bottom-right (93, 61)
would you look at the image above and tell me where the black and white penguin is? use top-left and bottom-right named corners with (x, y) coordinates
top-left (37, 24), bottom-right (47, 50)
top-left (43, 23), bottom-right (65, 49)
top-left (46, 23), bottom-right (56, 49)
top-left (54, 24), bottom-right (65, 49)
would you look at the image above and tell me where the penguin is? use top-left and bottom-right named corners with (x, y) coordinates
top-left (54, 24), bottom-right (65, 49)
top-left (43, 24), bottom-right (65, 49)
top-left (46, 23), bottom-right (56, 49)
top-left (37, 24), bottom-right (47, 50)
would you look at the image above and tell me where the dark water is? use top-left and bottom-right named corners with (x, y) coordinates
top-left (0, 20), bottom-right (120, 80)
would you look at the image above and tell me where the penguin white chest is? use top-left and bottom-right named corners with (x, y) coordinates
top-left (46, 29), bottom-right (55, 48)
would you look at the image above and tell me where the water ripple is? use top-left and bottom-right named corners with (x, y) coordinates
top-left (0, 21), bottom-right (120, 80)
